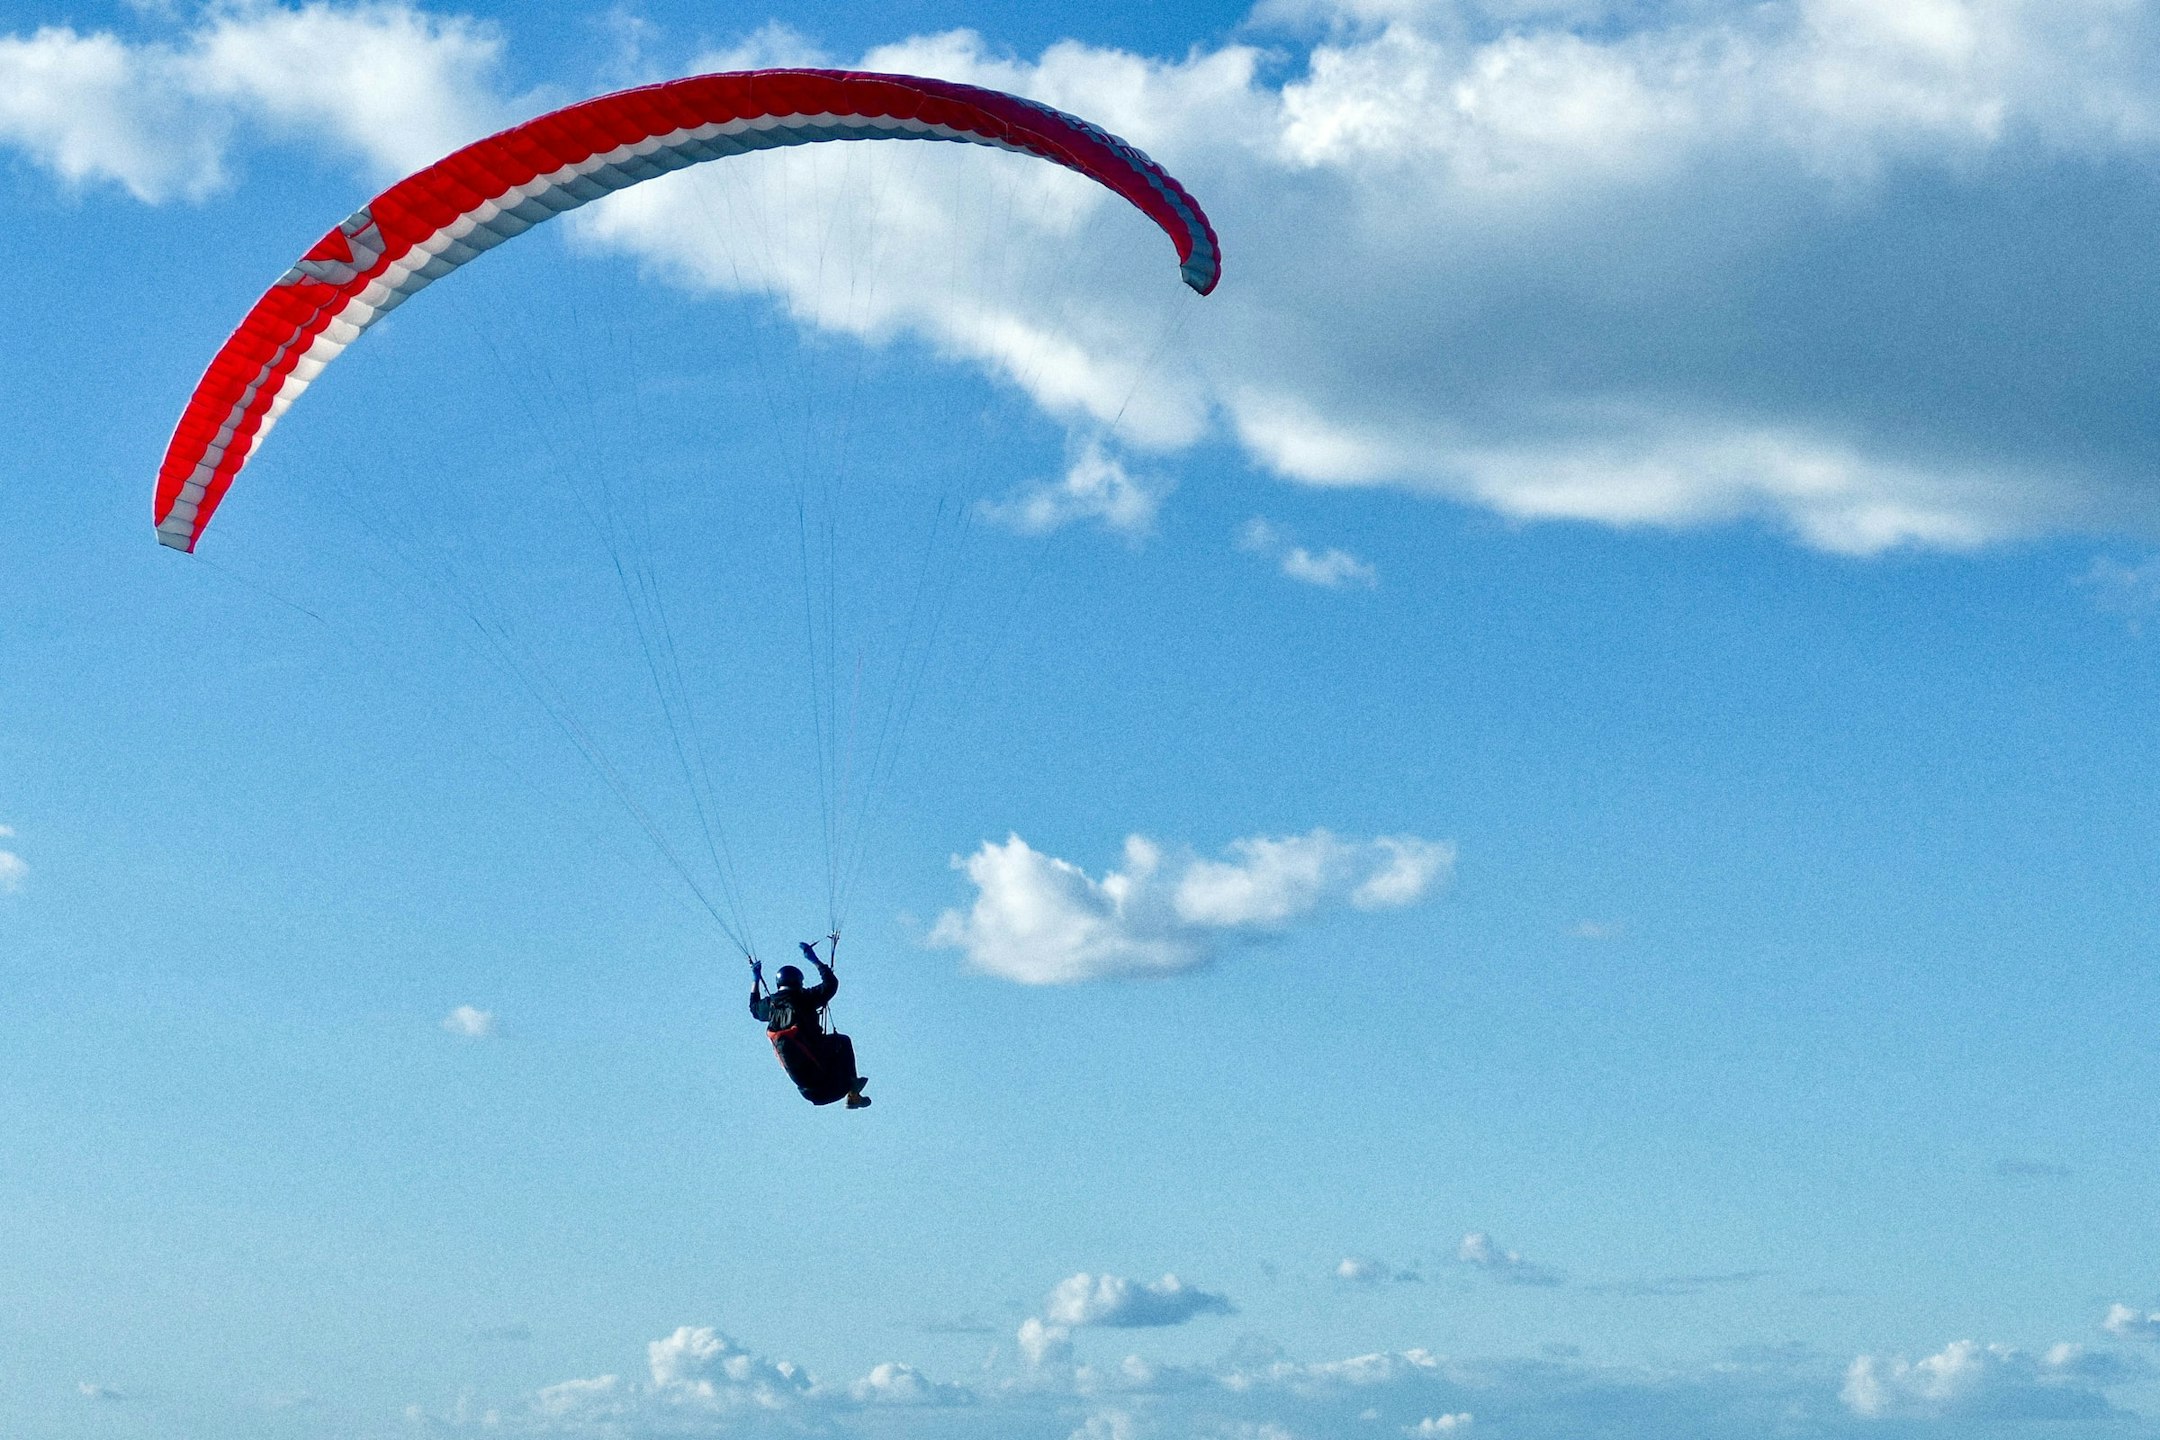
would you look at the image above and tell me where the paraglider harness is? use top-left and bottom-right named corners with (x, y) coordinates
top-left (751, 935), bottom-right (860, 1106)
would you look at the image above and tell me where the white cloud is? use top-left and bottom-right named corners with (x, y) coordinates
top-left (849, 1361), bottom-right (970, 1407)
top-left (568, 30), bottom-right (1241, 454)
top-left (1043, 1273), bottom-right (1233, 1329)
top-left (1237, 517), bottom-right (1378, 588)
top-left (1336, 1256), bottom-right (1419, 1284)
top-left (531, 1373), bottom-right (617, 1421)
top-left (1841, 1338), bottom-right (2119, 1421)
top-left (417, 1317), bottom-right (2146, 1438)
top-left (982, 440), bottom-right (1171, 540)
top-left (645, 1324), bottom-right (812, 1405)
top-left (1568, 918), bottom-right (1624, 940)
top-left (1069, 1409), bottom-right (1143, 1440)
top-left (441, 1004), bottom-right (494, 1038)
top-left (2106, 1304), bottom-right (2160, 1341)
top-left (1019, 1316), bottom-right (1075, 1371)
top-left (76, 1382), bottom-right (127, 1402)
top-left (187, 2), bottom-right (515, 178)
top-left (1456, 1232), bottom-right (1563, 1286)
top-left (0, 4), bottom-right (513, 202)
top-left (1283, 545), bottom-right (1379, 588)
top-left (1351, 836), bottom-right (1452, 908)
top-left (506, 1325), bottom-right (823, 1430)
top-left (559, 6), bottom-right (2160, 555)
top-left (928, 828), bottom-right (1451, 984)
top-left (0, 27), bottom-right (223, 200)
top-left (1228, 1345), bottom-right (1446, 1393)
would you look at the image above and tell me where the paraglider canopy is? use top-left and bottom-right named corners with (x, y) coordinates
top-left (153, 68), bottom-right (1221, 554)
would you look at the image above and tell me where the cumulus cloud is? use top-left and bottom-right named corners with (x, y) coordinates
top-left (0, 825), bottom-right (23, 894)
top-left (0, 4), bottom-right (514, 201)
top-left (1841, 1339), bottom-right (2121, 1421)
top-left (491, 1325), bottom-right (830, 1432)
top-left (441, 1004), bottom-right (494, 1038)
top-left (1408, 1415), bottom-right (1473, 1435)
top-left (644, 1324), bottom-right (811, 1402)
top-left (1044, 1273), bottom-right (1234, 1329)
top-left (1336, 1256), bottom-right (1420, 1284)
top-left (1455, 1232), bottom-right (1563, 1286)
top-left (2105, 1304), bottom-right (2160, 1341)
top-left (549, 5), bottom-right (2160, 555)
top-left (849, 1361), bottom-right (971, 1407)
top-left (1237, 517), bottom-right (1378, 588)
top-left (928, 828), bottom-right (1452, 983)
top-left (981, 440), bottom-right (1172, 540)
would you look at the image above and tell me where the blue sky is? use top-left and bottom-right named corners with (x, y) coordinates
top-left (5, 0), bottom-right (2160, 1436)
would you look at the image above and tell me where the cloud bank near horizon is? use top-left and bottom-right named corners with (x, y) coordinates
top-left (406, 1311), bottom-right (2151, 1438)
top-left (13, 2), bottom-right (2160, 557)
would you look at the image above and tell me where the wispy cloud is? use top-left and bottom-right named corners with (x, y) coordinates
top-left (1237, 517), bottom-right (1378, 588)
top-left (2079, 556), bottom-right (2160, 632)
top-left (442, 1005), bottom-right (495, 1038)
top-left (982, 440), bottom-right (1171, 541)
top-left (912, 1315), bottom-right (997, 1336)
top-left (928, 829), bottom-right (1452, 984)
top-left (1995, 1158), bottom-right (2072, 1180)
top-left (1580, 1270), bottom-right (1772, 1299)
top-left (0, 824), bottom-right (24, 894)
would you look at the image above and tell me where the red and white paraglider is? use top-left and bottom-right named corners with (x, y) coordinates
top-left (153, 69), bottom-right (1221, 552)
